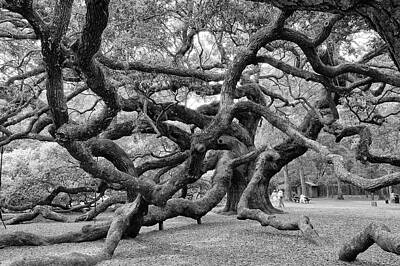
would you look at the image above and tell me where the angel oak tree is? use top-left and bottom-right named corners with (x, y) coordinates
top-left (0, 0), bottom-right (400, 264)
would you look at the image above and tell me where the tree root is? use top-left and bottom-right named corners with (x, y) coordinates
top-left (339, 222), bottom-right (400, 262)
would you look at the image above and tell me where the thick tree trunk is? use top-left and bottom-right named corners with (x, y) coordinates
top-left (222, 169), bottom-right (248, 213)
top-left (326, 183), bottom-right (330, 198)
top-left (339, 222), bottom-right (400, 262)
top-left (378, 189), bottom-right (385, 200)
top-left (237, 151), bottom-right (321, 244)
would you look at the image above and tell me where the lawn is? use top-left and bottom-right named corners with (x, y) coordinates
top-left (0, 199), bottom-right (399, 265)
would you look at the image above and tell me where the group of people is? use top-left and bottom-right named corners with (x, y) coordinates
top-left (270, 189), bottom-right (285, 208)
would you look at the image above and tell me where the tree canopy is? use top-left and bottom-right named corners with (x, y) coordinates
top-left (1, 0), bottom-right (400, 264)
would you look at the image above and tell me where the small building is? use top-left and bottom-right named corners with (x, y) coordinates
top-left (296, 181), bottom-right (319, 198)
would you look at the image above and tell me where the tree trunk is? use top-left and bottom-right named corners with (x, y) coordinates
top-left (378, 189), bottom-right (385, 200)
top-left (222, 169), bottom-right (248, 213)
top-left (326, 183), bottom-right (329, 198)
top-left (299, 166), bottom-right (306, 196)
top-left (222, 166), bottom-right (282, 214)
top-left (237, 151), bottom-right (321, 244)
top-left (284, 165), bottom-right (291, 201)
top-left (337, 177), bottom-right (344, 200)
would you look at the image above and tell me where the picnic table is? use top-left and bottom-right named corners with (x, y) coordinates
top-left (292, 196), bottom-right (310, 203)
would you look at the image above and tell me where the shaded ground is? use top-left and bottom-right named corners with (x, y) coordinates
top-left (0, 199), bottom-right (399, 265)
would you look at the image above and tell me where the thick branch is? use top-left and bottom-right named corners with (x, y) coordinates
top-left (143, 152), bottom-right (233, 225)
top-left (97, 54), bottom-right (224, 82)
top-left (339, 222), bottom-right (400, 262)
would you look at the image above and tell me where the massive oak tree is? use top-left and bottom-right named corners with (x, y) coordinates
top-left (1, 0), bottom-right (400, 264)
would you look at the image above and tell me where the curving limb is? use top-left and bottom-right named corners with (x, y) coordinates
top-left (74, 196), bottom-right (125, 222)
top-left (339, 223), bottom-right (400, 262)
top-left (143, 152), bottom-right (234, 226)
top-left (0, 222), bottom-right (110, 249)
top-left (8, 196), bottom-right (145, 265)
top-left (334, 125), bottom-right (400, 166)
top-left (237, 150), bottom-right (320, 243)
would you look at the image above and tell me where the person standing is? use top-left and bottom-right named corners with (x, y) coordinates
top-left (270, 189), bottom-right (278, 206)
top-left (277, 189), bottom-right (284, 208)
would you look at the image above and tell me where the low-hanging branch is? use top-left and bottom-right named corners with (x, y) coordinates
top-left (5, 206), bottom-right (70, 225)
top-left (8, 196), bottom-right (145, 266)
top-left (1, 183), bottom-right (106, 212)
top-left (0, 143), bottom-right (264, 249)
top-left (0, 221), bottom-right (111, 249)
top-left (0, 152), bottom-right (233, 249)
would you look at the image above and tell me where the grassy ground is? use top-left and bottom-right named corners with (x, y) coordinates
top-left (0, 198), bottom-right (399, 265)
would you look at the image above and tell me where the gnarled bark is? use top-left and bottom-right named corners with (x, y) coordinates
top-left (339, 222), bottom-right (400, 262)
top-left (75, 196), bottom-right (125, 222)
top-left (144, 152), bottom-right (233, 225)
top-left (237, 150), bottom-right (320, 244)
top-left (0, 222), bottom-right (110, 248)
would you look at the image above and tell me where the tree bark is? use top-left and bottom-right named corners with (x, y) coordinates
top-left (339, 223), bottom-right (400, 262)
top-left (75, 196), bottom-right (125, 222)
top-left (8, 196), bottom-right (145, 265)
top-left (5, 206), bottom-right (70, 225)
top-left (222, 169), bottom-right (248, 213)
top-left (0, 222), bottom-right (110, 248)
top-left (250, 1), bottom-right (400, 70)
top-left (237, 151), bottom-right (321, 244)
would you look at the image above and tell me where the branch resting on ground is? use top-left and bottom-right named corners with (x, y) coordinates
top-left (339, 223), bottom-right (400, 262)
top-left (8, 196), bottom-right (144, 266)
